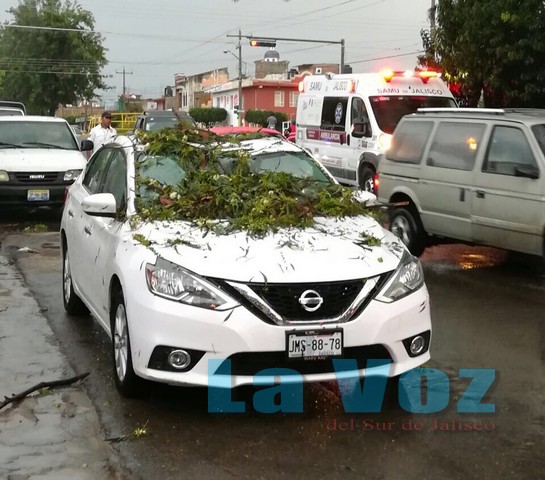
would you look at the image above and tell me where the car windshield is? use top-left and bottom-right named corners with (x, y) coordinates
top-left (370, 95), bottom-right (457, 134)
top-left (137, 148), bottom-right (332, 202)
top-left (0, 121), bottom-right (78, 149)
top-left (145, 116), bottom-right (196, 131)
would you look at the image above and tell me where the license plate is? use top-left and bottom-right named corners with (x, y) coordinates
top-left (27, 189), bottom-right (49, 201)
top-left (286, 329), bottom-right (343, 360)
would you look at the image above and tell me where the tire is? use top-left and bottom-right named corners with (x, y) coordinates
top-left (389, 207), bottom-right (427, 256)
top-left (111, 289), bottom-right (144, 398)
top-left (62, 244), bottom-right (89, 316)
top-left (358, 165), bottom-right (376, 194)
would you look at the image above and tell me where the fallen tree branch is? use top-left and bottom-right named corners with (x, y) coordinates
top-left (0, 372), bottom-right (90, 410)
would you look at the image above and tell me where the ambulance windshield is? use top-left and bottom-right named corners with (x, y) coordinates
top-left (370, 96), bottom-right (457, 134)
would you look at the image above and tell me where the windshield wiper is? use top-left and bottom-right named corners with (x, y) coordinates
top-left (21, 142), bottom-right (71, 150)
top-left (0, 141), bottom-right (25, 148)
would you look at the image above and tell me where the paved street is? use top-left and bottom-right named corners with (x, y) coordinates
top-left (0, 218), bottom-right (544, 479)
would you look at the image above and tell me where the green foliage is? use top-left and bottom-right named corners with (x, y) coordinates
top-left (134, 128), bottom-right (374, 237)
top-left (0, 0), bottom-right (107, 115)
top-left (245, 109), bottom-right (288, 127)
top-left (428, 0), bottom-right (545, 107)
top-left (189, 107), bottom-right (227, 127)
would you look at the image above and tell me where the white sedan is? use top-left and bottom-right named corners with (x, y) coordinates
top-left (61, 134), bottom-right (431, 397)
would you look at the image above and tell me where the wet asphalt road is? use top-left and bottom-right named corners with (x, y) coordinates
top-left (1, 209), bottom-right (544, 480)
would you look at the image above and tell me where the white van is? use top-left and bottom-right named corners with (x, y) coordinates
top-left (295, 70), bottom-right (457, 192)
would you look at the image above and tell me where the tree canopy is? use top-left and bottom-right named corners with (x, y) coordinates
top-left (0, 0), bottom-right (108, 115)
top-left (426, 0), bottom-right (545, 107)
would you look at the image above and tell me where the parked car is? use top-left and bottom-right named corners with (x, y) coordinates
top-left (132, 109), bottom-right (197, 132)
top-left (0, 100), bottom-right (26, 116)
top-left (378, 107), bottom-right (545, 263)
top-left (61, 133), bottom-right (431, 397)
top-left (0, 116), bottom-right (92, 207)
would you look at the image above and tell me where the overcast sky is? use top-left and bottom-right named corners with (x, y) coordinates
top-left (1, 0), bottom-right (433, 105)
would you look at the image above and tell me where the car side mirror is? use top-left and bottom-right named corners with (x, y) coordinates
top-left (81, 139), bottom-right (93, 152)
top-left (82, 193), bottom-right (117, 218)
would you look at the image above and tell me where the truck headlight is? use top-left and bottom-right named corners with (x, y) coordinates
top-left (0, 170), bottom-right (9, 182)
top-left (145, 257), bottom-right (238, 311)
top-left (64, 169), bottom-right (82, 181)
top-left (375, 250), bottom-right (424, 302)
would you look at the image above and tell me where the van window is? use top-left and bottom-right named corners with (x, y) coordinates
top-left (427, 122), bottom-right (485, 171)
top-left (387, 121), bottom-right (433, 164)
top-left (350, 97), bottom-right (371, 138)
top-left (483, 126), bottom-right (537, 176)
top-left (321, 97), bottom-right (348, 131)
top-left (531, 124), bottom-right (545, 157)
top-left (370, 96), bottom-right (456, 134)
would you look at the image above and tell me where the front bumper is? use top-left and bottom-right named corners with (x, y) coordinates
top-left (124, 283), bottom-right (432, 388)
top-left (0, 183), bottom-right (71, 206)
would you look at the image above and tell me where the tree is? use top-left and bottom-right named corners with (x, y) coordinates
top-left (0, 0), bottom-right (108, 115)
top-left (245, 109), bottom-right (287, 127)
top-left (189, 107), bottom-right (227, 127)
top-left (428, 0), bottom-right (545, 107)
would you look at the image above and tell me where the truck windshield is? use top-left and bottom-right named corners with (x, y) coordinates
top-left (370, 96), bottom-right (457, 134)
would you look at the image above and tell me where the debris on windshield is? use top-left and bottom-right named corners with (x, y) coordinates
top-left (133, 127), bottom-right (378, 237)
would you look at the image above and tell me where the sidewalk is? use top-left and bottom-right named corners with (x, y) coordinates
top-left (0, 255), bottom-right (126, 480)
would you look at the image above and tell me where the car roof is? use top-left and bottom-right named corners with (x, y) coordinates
top-left (411, 107), bottom-right (545, 124)
top-left (0, 115), bottom-right (68, 123)
top-left (141, 110), bottom-right (191, 117)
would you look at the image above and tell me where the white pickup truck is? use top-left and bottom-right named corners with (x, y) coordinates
top-left (0, 101), bottom-right (26, 116)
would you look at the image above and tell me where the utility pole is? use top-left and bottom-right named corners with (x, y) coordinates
top-left (430, 0), bottom-right (437, 62)
top-left (116, 66), bottom-right (133, 111)
top-left (237, 29), bottom-right (243, 127)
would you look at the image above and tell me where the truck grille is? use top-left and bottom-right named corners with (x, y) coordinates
top-left (13, 172), bottom-right (60, 183)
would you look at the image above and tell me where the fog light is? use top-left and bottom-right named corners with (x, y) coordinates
top-left (168, 349), bottom-right (191, 369)
top-left (410, 335), bottom-right (425, 355)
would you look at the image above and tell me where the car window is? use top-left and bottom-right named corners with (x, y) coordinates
top-left (82, 148), bottom-right (113, 194)
top-left (531, 124), bottom-right (545, 157)
top-left (102, 149), bottom-right (127, 210)
top-left (387, 120), bottom-right (433, 164)
top-left (427, 122), bottom-right (485, 171)
top-left (137, 154), bottom-right (185, 200)
top-left (321, 97), bottom-right (348, 132)
top-left (483, 126), bottom-right (537, 176)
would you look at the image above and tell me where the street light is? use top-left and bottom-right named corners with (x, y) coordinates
top-left (223, 40), bottom-right (243, 126)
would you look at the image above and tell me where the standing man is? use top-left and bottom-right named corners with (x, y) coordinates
top-left (266, 113), bottom-right (277, 131)
top-left (88, 111), bottom-right (117, 154)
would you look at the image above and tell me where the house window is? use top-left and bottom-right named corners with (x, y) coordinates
top-left (182, 92), bottom-right (188, 108)
top-left (289, 91), bottom-right (298, 107)
top-left (274, 91), bottom-right (285, 107)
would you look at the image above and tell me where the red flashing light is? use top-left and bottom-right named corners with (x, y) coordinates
top-left (380, 69), bottom-right (442, 84)
top-left (380, 68), bottom-right (395, 82)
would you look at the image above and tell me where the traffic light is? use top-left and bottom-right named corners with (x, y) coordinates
top-left (249, 39), bottom-right (276, 48)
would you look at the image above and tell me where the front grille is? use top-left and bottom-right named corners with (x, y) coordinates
top-left (220, 345), bottom-right (392, 376)
top-left (13, 172), bottom-right (61, 183)
top-left (249, 280), bottom-right (365, 321)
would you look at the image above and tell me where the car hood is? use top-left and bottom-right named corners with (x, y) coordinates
top-left (0, 148), bottom-right (86, 171)
top-left (132, 216), bottom-right (406, 283)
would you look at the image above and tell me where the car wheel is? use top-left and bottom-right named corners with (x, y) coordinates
top-left (390, 207), bottom-right (427, 256)
top-left (62, 244), bottom-right (89, 316)
top-left (358, 166), bottom-right (376, 194)
top-left (111, 289), bottom-right (144, 398)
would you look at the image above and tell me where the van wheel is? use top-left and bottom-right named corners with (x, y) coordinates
top-left (62, 244), bottom-right (88, 316)
top-left (359, 166), bottom-right (375, 194)
top-left (111, 289), bottom-right (144, 398)
top-left (390, 208), bottom-right (426, 256)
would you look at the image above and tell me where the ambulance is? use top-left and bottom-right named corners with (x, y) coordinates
top-left (295, 69), bottom-right (457, 192)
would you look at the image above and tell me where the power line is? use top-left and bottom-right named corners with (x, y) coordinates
top-left (349, 50), bottom-right (425, 65)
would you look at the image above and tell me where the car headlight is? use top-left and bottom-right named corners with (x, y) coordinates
top-left (375, 249), bottom-right (424, 302)
top-left (0, 170), bottom-right (9, 182)
top-left (145, 257), bottom-right (238, 311)
top-left (64, 169), bottom-right (82, 181)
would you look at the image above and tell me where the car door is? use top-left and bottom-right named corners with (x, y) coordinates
top-left (471, 124), bottom-right (545, 255)
top-left (417, 121), bottom-right (486, 241)
top-left (82, 147), bottom-right (128, 322)
top-left (68, 148), bottom-right (114, 304)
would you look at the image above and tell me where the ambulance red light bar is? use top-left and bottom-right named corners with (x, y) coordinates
top-left (380, 69), bottom-right (441, 84)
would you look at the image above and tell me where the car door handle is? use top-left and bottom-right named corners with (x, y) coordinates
top-left (84, 225), bottom-right (92, 235)
top-left (68, 209), bottom-right (74, 218)
top-left (476, 190), bottom-right (486, 199)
